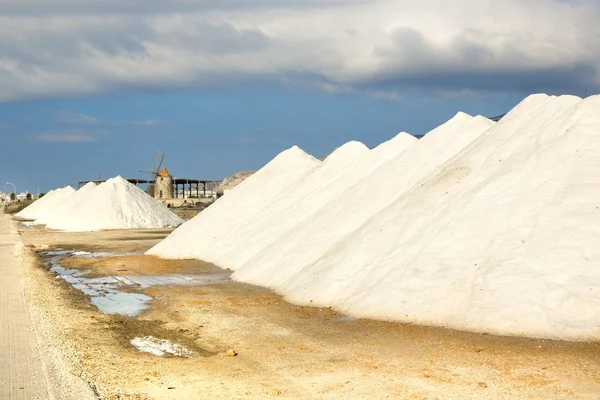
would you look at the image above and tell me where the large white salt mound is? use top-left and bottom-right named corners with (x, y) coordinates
top-left (204, 141), bottom-right (370, 266)
top-left (42, 176), bottom-right (183, 231)
top-left (16, 186), bottom-right (76, 220)
top-left (206, 135), bottom-right (417, 270)
top-left (281, 94), bottom-right (600, 340)
top-left (231, 112), bottom-right (494, 288)
top-left (34, 182), bottom-right (97, 226)
top-left (147, 145), bottom-right (321, 260)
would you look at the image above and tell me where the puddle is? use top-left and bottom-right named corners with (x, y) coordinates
top-left (92, 293), bottom-right (154, 317)
top-left (72, 251), bottom-right (139, 258)
top-left (19, 221), bottom-right (36, 229)
top-left (130, 336), bottom-right (192, 357)
top-left (45, 249), bottom-right (72, 256)
top-left (44, 249), bottom-right (140, 258)
top-left (44, 251), bottom-right (230, 317)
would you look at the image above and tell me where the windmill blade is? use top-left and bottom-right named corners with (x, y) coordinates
top-left (157, 153), bottom-right (165, 173)
top-left (140, 170), bottom-right (155, 179)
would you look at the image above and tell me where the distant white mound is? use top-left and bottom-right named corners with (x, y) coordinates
top-left (16, 186), bottom-right (76, 220)
top-left (39, 176), bottom-right (183, 231)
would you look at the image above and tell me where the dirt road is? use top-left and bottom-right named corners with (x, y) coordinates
top-left (17, 224), bottom-right (600, 399)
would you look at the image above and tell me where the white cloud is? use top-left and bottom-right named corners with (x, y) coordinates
top-left (0, 0), bottom-right (599, 102)
top-left (367, 90), bottom-right (405, 102)
top-left (132, 118), bottom-right (168, 126)
top-left (57, 112), bottom-right (99, 124)
top-left (34, 129), bottom-right (108, 142)
top-left (35, 132), bottom-right (95, 142)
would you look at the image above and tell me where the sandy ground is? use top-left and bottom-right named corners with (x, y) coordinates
top-left (16, 223), bottom-right (600, 399)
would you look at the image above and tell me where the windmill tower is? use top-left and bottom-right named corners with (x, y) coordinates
top-left (140, 152), bottom-right (173, 199)
top-left (155, 167), bottom-right (174, 199)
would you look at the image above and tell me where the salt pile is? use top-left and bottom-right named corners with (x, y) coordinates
top-left (278, 94), bottom-right (600, 340)
top-left (203, 135), bottom-right (417, 270)
top-left (16, 186), bottom-right (76, 220)
top-left (147, 134), bottom-right (417, 263)
top-left (231, 113), bottom-right (493, 286)
top-left (149, 93), bottom-right (600, 340)
top-left (36, 176), bottom-right (183, 231)
top-left (202, 141), bottom-right (373, 267)
top-left (148, 145), bottom-right (321, 260)
top-left (34, 182), bottom-right (97, 226)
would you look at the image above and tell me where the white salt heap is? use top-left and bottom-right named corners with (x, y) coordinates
top-left (35, 176), bottom-right (182, 231)
top-left (231, 113), bottom-right (493, 286)
top-left (279, 94), bottom-right (600, 341)
top-left (148, 145), bottom-right (321, 260)
top-left (34, 182), bottom-right (97, 226)
top-left (149, 93), bottom-right (600, 340)
top-left (208, 135), bottom-right (417, 270)
top-left (16, 186), bottom-right (76, 220)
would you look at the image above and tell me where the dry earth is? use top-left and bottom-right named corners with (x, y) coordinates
top-left (16, 222), bottom-right (600, 399)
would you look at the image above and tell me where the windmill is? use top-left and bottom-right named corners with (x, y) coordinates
top-left (140, 152), bottom-right (165, 196)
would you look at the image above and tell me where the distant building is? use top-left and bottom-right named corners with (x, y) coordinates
top-left (16, 192), bottom-right (29, 201)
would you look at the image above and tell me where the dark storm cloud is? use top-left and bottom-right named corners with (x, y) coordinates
top-left (363, 25), bottom-right (600, 96)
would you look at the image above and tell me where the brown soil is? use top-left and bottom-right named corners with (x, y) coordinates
top-left (20, 227), bottom-right (600, 400)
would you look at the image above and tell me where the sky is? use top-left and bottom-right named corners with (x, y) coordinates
top-left (0, 0), bottom-right (599, 193)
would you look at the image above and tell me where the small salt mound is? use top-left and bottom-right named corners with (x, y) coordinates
top-left (208, 136), bottom-right (417, 270)
top-left (231, 112), bottom-right (493, 288)
top-left (42, 176), bottom-right (183, 231)
top-left (282, 94), bottom-right (600, 340)
top-left (130, 336), bottom-right (192, 357)
top-left (16, 186), bottom-right (76, 221)
top-left (147, 145), bottom-right (321, 260)
top-left (34, 182), bottom-right (97, 226)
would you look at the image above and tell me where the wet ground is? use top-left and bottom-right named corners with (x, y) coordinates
top-left (42, 250), bottom-right (230, 317)
top-left (18, 226), bottom-right (600, 399)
